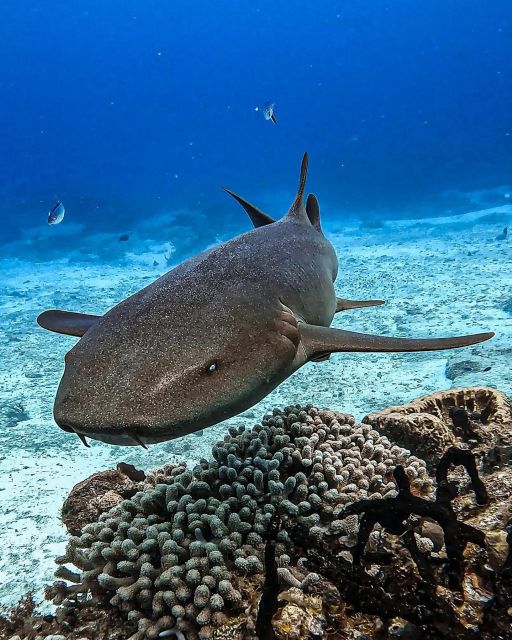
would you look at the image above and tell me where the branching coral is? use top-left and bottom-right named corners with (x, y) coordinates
top-left (339, 447), bottom-right (488, 590)
top-left (48, 405), bottom-right (432, 639)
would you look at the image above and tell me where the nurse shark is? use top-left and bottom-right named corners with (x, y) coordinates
top-left (37, 154), bottom-right (494, 447)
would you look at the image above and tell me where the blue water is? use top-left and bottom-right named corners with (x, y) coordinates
top-left (0, 0), bottom-right (510, 249)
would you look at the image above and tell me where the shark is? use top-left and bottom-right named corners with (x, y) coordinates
top-left (37, 154), bottom-right (494, 447)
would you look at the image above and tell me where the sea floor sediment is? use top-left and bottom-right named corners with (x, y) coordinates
top-left (0, 203), bottom-right (511, 613)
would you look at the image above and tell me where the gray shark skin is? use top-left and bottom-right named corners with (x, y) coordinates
top-left (37, 154), bottom-right (494, 447)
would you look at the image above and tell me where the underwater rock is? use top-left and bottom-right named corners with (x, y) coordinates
top-left (445, 359), bottom-right (487, 381)
top-left (2, 400), bottom-right (30, 428)
top-left (61, 464), bottom-right (145, 536)
top-left (363, 387), bottom-right (512, 469)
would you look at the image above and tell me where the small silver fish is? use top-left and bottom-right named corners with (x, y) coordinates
top-left (48, 201), bottom-right (65, 225)
top-left (263, 101), bottom-right (277, 125)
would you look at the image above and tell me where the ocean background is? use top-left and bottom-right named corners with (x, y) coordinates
top-left (0, 0), bottom-right (511, 607)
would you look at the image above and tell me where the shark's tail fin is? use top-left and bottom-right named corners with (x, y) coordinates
top-left (286, 152), bottom-right (309, 221)
top-left (286, 153), bottom-right (323, 232)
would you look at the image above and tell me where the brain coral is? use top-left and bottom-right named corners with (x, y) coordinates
top-left (363, 386), bottom-right (512, 469)
top-left (48, 405), bottom-right (433, 639)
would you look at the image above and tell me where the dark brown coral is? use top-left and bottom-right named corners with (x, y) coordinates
top-left (339, 447), bottom-right (488, 590)
top-left (61, 463), bottom-right (145, 535)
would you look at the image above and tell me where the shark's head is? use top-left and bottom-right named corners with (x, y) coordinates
top-left (49, 296), bottom-right (300, 447)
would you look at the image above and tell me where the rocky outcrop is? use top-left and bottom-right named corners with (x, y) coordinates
top-left (60, 463), bottom-right (145, 536)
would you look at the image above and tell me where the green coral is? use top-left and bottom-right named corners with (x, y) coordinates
top-left (48, 405), bottom-right (432, 639)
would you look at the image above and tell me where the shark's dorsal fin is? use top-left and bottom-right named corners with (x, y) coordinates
top-left (222, 187), bottom-right (275, 228)
top-left (37, 310), bottom-right (100, 337)
top-left (306, 193), bottom-right (321, 231)
top-left (286, 152), bottom-right (309, 221)
top-left (225, 153), bottom-right (312, 228)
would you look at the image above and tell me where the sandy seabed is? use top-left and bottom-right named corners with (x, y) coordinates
top-left (0, 203), bottom-right (510, 606)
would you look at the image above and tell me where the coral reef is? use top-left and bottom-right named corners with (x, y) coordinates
top-left (0, 594), bottom-right (135, 640)
top-left (3, 389), bottom-right (512, 640)
top-left (363, 387), bottom-right (512, 469)
top-left (340, 447), bottom-right (488, 589)
top-left (46, 405), bottom-right (433, 640)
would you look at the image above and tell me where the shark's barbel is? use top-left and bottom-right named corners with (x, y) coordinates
top-left (37, 154), bottom-right (494, 447)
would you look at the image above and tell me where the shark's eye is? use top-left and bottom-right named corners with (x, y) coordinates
top-left (207, 361), bottom-right (219, 373)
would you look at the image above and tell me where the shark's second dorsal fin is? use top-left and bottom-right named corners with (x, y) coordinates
top-left (222, 187), bottom-right (275, 228)
top-left (286, 152), bottom-right (309, 221)
top-left (306, 193), bottom-right (321, 231)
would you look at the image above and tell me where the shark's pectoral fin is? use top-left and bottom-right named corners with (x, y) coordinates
top-left (37, 310), bottom-right (101, 337)
top-left (222, 187), bottom-right (276, 228)
top-left (299, 323), bottom-right (494, 359)
top-left (336, 298), bottom-right (385, 312)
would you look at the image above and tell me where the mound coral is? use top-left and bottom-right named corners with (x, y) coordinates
top-left (48, 405), bottom-right (433, 639)
top-left (363, 387), bottom-right (512, 469)
top-left (61, 463), bottom-right (145, 536)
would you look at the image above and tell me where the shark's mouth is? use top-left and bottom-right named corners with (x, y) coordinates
top-left (81, 431), bottom-right (150, 448)
top-left (59, 423), bottom-right (150, 448)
